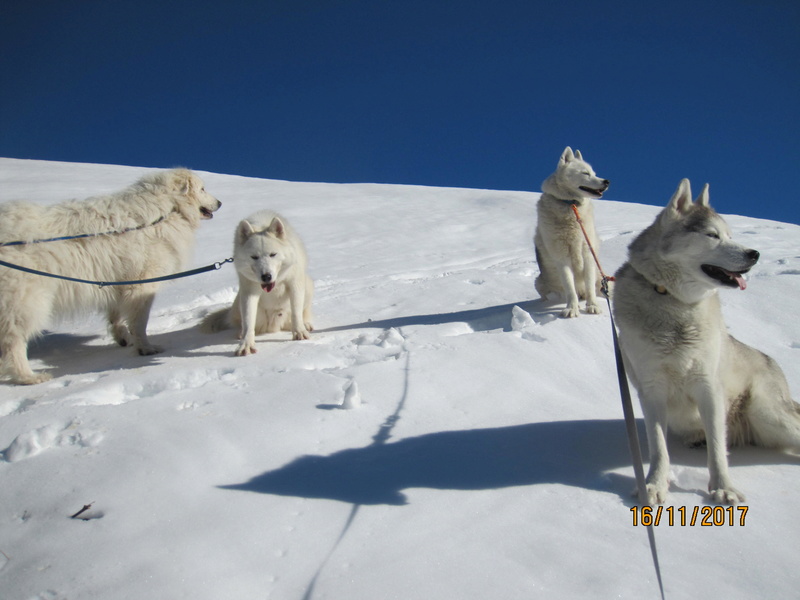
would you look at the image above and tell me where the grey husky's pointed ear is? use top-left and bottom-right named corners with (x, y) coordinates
top-left (560, 147), bottom-right (575, 164)
top-left (574, 149), bottom-right (583, 160)
top-left (267, 217), bottom-right (286, 240)
top-left (666, 179), bottom-right (694, 216)
top-left (236, 219), bottom-right (256, 243)
top-left (695, 183), bottom-right (710, 207)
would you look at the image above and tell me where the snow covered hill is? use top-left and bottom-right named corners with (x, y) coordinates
top-left (1, 158), bottom-right (798, 599)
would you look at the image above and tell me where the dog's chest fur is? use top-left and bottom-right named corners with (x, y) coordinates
top-left (536, 194), bottom-right (595, 248)
top-left (614, 263), bottom-right (725, 375)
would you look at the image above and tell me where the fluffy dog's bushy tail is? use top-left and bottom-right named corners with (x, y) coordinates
top-left (200, 307), bottom-right (233, 333)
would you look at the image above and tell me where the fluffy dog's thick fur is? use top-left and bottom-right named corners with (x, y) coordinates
top-left (534, 147), bottom-right (610, 317)
top-left (201, 210), bottom-right (313, 356)
top-left (0, 169), bottom-right (221, 384)
top-left (613, 179), bottom-right (800, 504)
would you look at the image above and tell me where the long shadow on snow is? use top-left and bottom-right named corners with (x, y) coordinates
top-left (220, 419), bottom-right (635, 505)
top-left (220, 421), bottom-right (800, 506)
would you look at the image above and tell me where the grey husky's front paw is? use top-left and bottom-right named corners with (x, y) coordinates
top-left (709, 486), bottom-right (746, 505)
top-left (645, 481), bottom-right (670, 505)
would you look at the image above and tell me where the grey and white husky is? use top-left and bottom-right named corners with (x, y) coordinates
top-left (534, 147), bottom-right (610, 317)
top-left (613, 179), bottom-right (800, 504)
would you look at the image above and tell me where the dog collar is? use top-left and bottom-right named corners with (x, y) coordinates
top-left (559, 199), bottom-right (580, 206)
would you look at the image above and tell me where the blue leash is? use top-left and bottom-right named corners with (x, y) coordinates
top-left (0, 257), bottom-right (233, 287)
top-left (0, 216), bottom-right (167, 247)
top-left (0, 214), bottom-right (233, 286)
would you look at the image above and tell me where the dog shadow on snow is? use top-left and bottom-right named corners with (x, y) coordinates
top-left (219, 419), bottom-right (800, 506)
top-left (21, 298), bottom-right (561, 381)
top-left (220, 419), bottom-right (640, 505)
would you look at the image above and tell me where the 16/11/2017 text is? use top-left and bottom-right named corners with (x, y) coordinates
top-left (631, 505), bottom-right (749, 527)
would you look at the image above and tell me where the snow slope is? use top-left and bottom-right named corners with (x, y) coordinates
top-left (1, 158), bottom-right (799, 600)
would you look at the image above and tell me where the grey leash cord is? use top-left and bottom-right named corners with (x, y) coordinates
top-left (603, 285), bottom-right (666, 600)
top-left (574, 199), bottom-right (665, 600)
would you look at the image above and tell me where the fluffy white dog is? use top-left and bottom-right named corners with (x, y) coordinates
top-left (0, 169), bottom-right (221, 384)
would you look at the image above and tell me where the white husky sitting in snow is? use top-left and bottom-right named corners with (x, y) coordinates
top-left (613, 179), bottom-right (800, 504)
top-left (202, 210), bottom-right (313, 355)
top-left (534, 147), bottom-right (610, 317)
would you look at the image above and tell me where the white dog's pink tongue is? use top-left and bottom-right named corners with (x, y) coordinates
top-left (262, 282), bottom-right (275, 293)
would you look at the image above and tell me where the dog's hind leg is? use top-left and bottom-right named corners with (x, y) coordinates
top-left (745, 366), bottom-right (800, 452)
top-left (1, 333), bottom-right (50, 385)
top-left (107, 305), bottom-right (131, 347)
top-left (124, 291), bottom-right (162, 356)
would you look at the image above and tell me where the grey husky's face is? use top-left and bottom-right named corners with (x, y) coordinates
top-left (656, 179), bottom-right (760, 296)
top-left (235, 217), bottom-right (291, 293)
top-left (555, 147), bottom-right (610, 199)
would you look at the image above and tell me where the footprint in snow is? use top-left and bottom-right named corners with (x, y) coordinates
top-left (1, 421), bottom-right (104, 463)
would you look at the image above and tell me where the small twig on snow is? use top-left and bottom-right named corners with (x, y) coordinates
top-left (70, 503), bottom-right (94, 520)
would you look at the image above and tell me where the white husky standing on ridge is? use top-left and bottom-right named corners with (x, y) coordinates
top-left (534, 147), bottom-right (610, 317)
top-left (202, 210), bottom-right (313, 356)
top-left (613, 179), bottom-right (800, 504)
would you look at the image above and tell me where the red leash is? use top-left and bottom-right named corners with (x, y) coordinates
top-left (570, 203), bottom-right (615, 297)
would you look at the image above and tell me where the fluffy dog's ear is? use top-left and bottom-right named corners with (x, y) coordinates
top-left (236, 219), bottom-right (256, 243)
top-left (559, 146), bottom-right (575, 165)
top-left (574, 149), bottom-right (583, 160)
top-left (666, 178), bottom-right (693, 217)
top-left (695, 183), bottom-right (710, 207)
top-left (171, 169), bottom-right (193, 196)
top-left (267, 217), bottom-right (286, 240)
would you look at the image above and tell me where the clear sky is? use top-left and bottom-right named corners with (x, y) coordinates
top-left (2, 0), bottom-right (798, 224)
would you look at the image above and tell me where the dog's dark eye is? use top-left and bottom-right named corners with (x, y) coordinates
top-left (251, 255), bottom-right (259, 260)
top-left (706, 232), bottom-right (720, 239)
top-left (269, 253), bottom-right (277, 258)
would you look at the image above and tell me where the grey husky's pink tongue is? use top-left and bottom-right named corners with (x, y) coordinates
top-left (730, 271), bottom-right (747, 290)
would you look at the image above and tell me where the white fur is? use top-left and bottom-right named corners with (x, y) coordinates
top-left (201, 210), bottom-right (313, 356)
top-left (0, 169), bottom-right (221, 384)
top-left (613, 179), bottom-right (800, 504)
top-left (534, 147), bottom-right (610, 317)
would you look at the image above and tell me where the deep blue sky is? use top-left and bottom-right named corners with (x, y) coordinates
top-left (2, 0), bottom-right (798, 224)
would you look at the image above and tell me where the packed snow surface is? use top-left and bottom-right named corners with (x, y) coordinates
top-left (1, 158), bottom-right (799, 599)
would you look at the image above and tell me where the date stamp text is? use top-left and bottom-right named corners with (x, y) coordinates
top-left (631, 505), bottom-right (749, 527)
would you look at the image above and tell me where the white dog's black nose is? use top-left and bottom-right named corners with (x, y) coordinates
top-left (262, 273), bottom-right (273, 283)
top-left (746, 249), bottom-right (760, 263)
